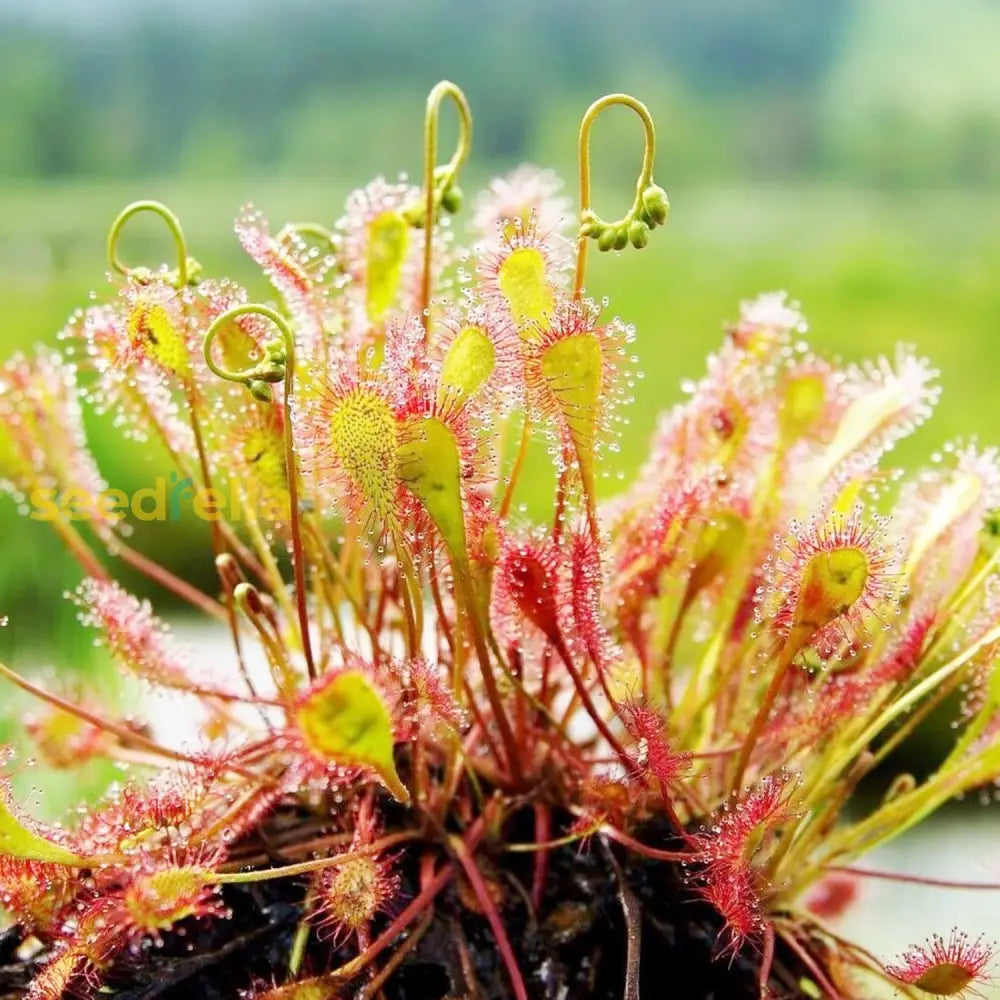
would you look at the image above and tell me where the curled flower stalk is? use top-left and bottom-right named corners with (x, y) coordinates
top-left (574, 92), bottom-right (669, 298)
top-left (417, 79), bottom-right (473, 326)
top-left (0, 83), bottom-right (999, 1000)
top-left (203, 302), bottom-right (316, 678)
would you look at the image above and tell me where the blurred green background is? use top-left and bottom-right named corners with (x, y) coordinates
top-left (1, 0), bottom-right (999, 669)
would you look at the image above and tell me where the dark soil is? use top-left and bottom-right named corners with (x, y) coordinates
top-left (0, 814), bottom-right (818, 999)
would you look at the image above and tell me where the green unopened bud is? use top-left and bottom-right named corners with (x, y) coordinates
top-left (255, 364), bottom-right (286, 384)
top-left (264, 338), bottom-right (287, 364)
top-left (183, 256), bottom-right (203, 285)
top-left (401, 203), bottom-right (426, 229)
top-left (579, 210), bottom-right (603, 239)
top-left (612, 224), bottom-right (628, 251)
top-left (129, 266), bottom-right (155, 286)
top-left (597, 227), bottom-right (617, 252)
top-left (641, 184), bottom-right (670, 226)
top-left (441, 184), bottom-right (463, 214)
top-left (247, 379), bottom-right (274, 402)
top-left (628, 219), bottom-right (650, 249)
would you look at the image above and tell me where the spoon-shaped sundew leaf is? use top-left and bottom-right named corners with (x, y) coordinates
top-left (437, 325), bottom-right (496, 413)
top-left (498, 246), bottom-right (554, 335)
top-left (328, 386), bottom-right (401, 524)
top-left (0, 797), bottom-right (90, 866)
top-left (366, 211), bottom-right (410, 322)
top-left (296, 670), bottom-right (409, 804)
top-left (397, 415), bottom-right (468, 564)
top-left (539, 330), bottom-right (603, 520)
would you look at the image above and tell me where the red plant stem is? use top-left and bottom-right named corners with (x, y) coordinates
top-left (48, 515), bottom-right (109, 582)
top-left (0, 659), bottom-right (214, 769)
top-left (552, 464), bottom-right (569, 544)
top-left (757, 922), bottom-right (775, 1000)
top-left (182, 382), bottom-right (257, 694)
top-left (599, 826), bottom-right (689, 862)
top-left (393, 535), bottom-right (421, 660)
top-left (212, 830), bottom-right (421, 883)
top-left (455, 564), bottom-right (522, 784)
top-left (775, 923), bottom-right (845, 1000)
top-left (510, 645), bottom-right (527, 762)
top-left (184, 684), bottom-right (277, 705)
top-left (826, 864), bottom-right (1000, 891)
top-left (553, 635), bottom-right (631, 767)
top-left (113, 539), bottom-right (226, 621)
top-left (427, 555), bottom-right (455, 658)
top-left (356, 909), bottom-right (434, 999)
top-left (218, 521), bottom-right (270, 585)
top-left (448, 834), bottom-right (529, 1000)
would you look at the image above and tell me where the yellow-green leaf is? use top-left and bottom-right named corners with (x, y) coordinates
top-left (779, 373), bottom-right (826, 442)
top-left (328, 387), bottom-right (400, 523)
top-left (498, 247), bottom-right (553, 335)
top-left (540, 332), bottom-right (603, 516)
top-left (366, 211), bottom-right (410, 322)
top-left (0, 797), bottom-right (89, 866)
top-left (437, 326), bottom-right (495, 412)
top-left (127, 299), bottom-right (192, 377)
top-left (296, 670), bottom-right (409, 803)
top-left (397, 416), bottom-right (467, 563)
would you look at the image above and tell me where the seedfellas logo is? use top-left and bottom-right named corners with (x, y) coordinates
top-left (29, 473), bottom-right (289, 523)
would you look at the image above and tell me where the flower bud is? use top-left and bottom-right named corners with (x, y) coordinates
top-left (579, 210), bottom-right (603, 239)
top-left (441, 183), bottom-right (463, 214)
top-left (641, 183), bottom-right (670, 226)
top-left (255, 364), bottom-right (286, 384)
top-left (263, 337), bottom-right (287, 364)
top-left (628, 219), bottom-right (650, 249)
top-left (234, 581), bottom-right (266, 617)
top-left (181, 255), bottom-right (203, 286)
top-left (247, 379), bottom-right (274, 402)
top-left (597, 226), bottom-right (617, 252)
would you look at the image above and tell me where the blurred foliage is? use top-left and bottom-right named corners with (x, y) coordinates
top-left (3, 0), bottom-right (1000, 184)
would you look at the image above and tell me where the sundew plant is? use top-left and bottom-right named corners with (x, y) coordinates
top-left (1, 83), bottom-right (1000, 1000)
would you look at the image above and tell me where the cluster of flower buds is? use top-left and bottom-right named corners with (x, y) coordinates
top-left (579, 180), bottom-right (670, 250)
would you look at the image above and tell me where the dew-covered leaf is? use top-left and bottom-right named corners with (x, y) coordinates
top-left (329, 387), bottom-right (400, 524)
top-left (397, 416), bottom-right (468, 564)
top-left (540, 331), bottom-right (603, 517)
top-left (366, 211), bottom-right (410, 322)
top-left (296, 670), bottom-right (409, 803)
top-left (0, 797), bottom-right (89, 866)
top-left (498, 246), bottom-right (553, 334)
top-left (437, 325), bottom-right (496, 411)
